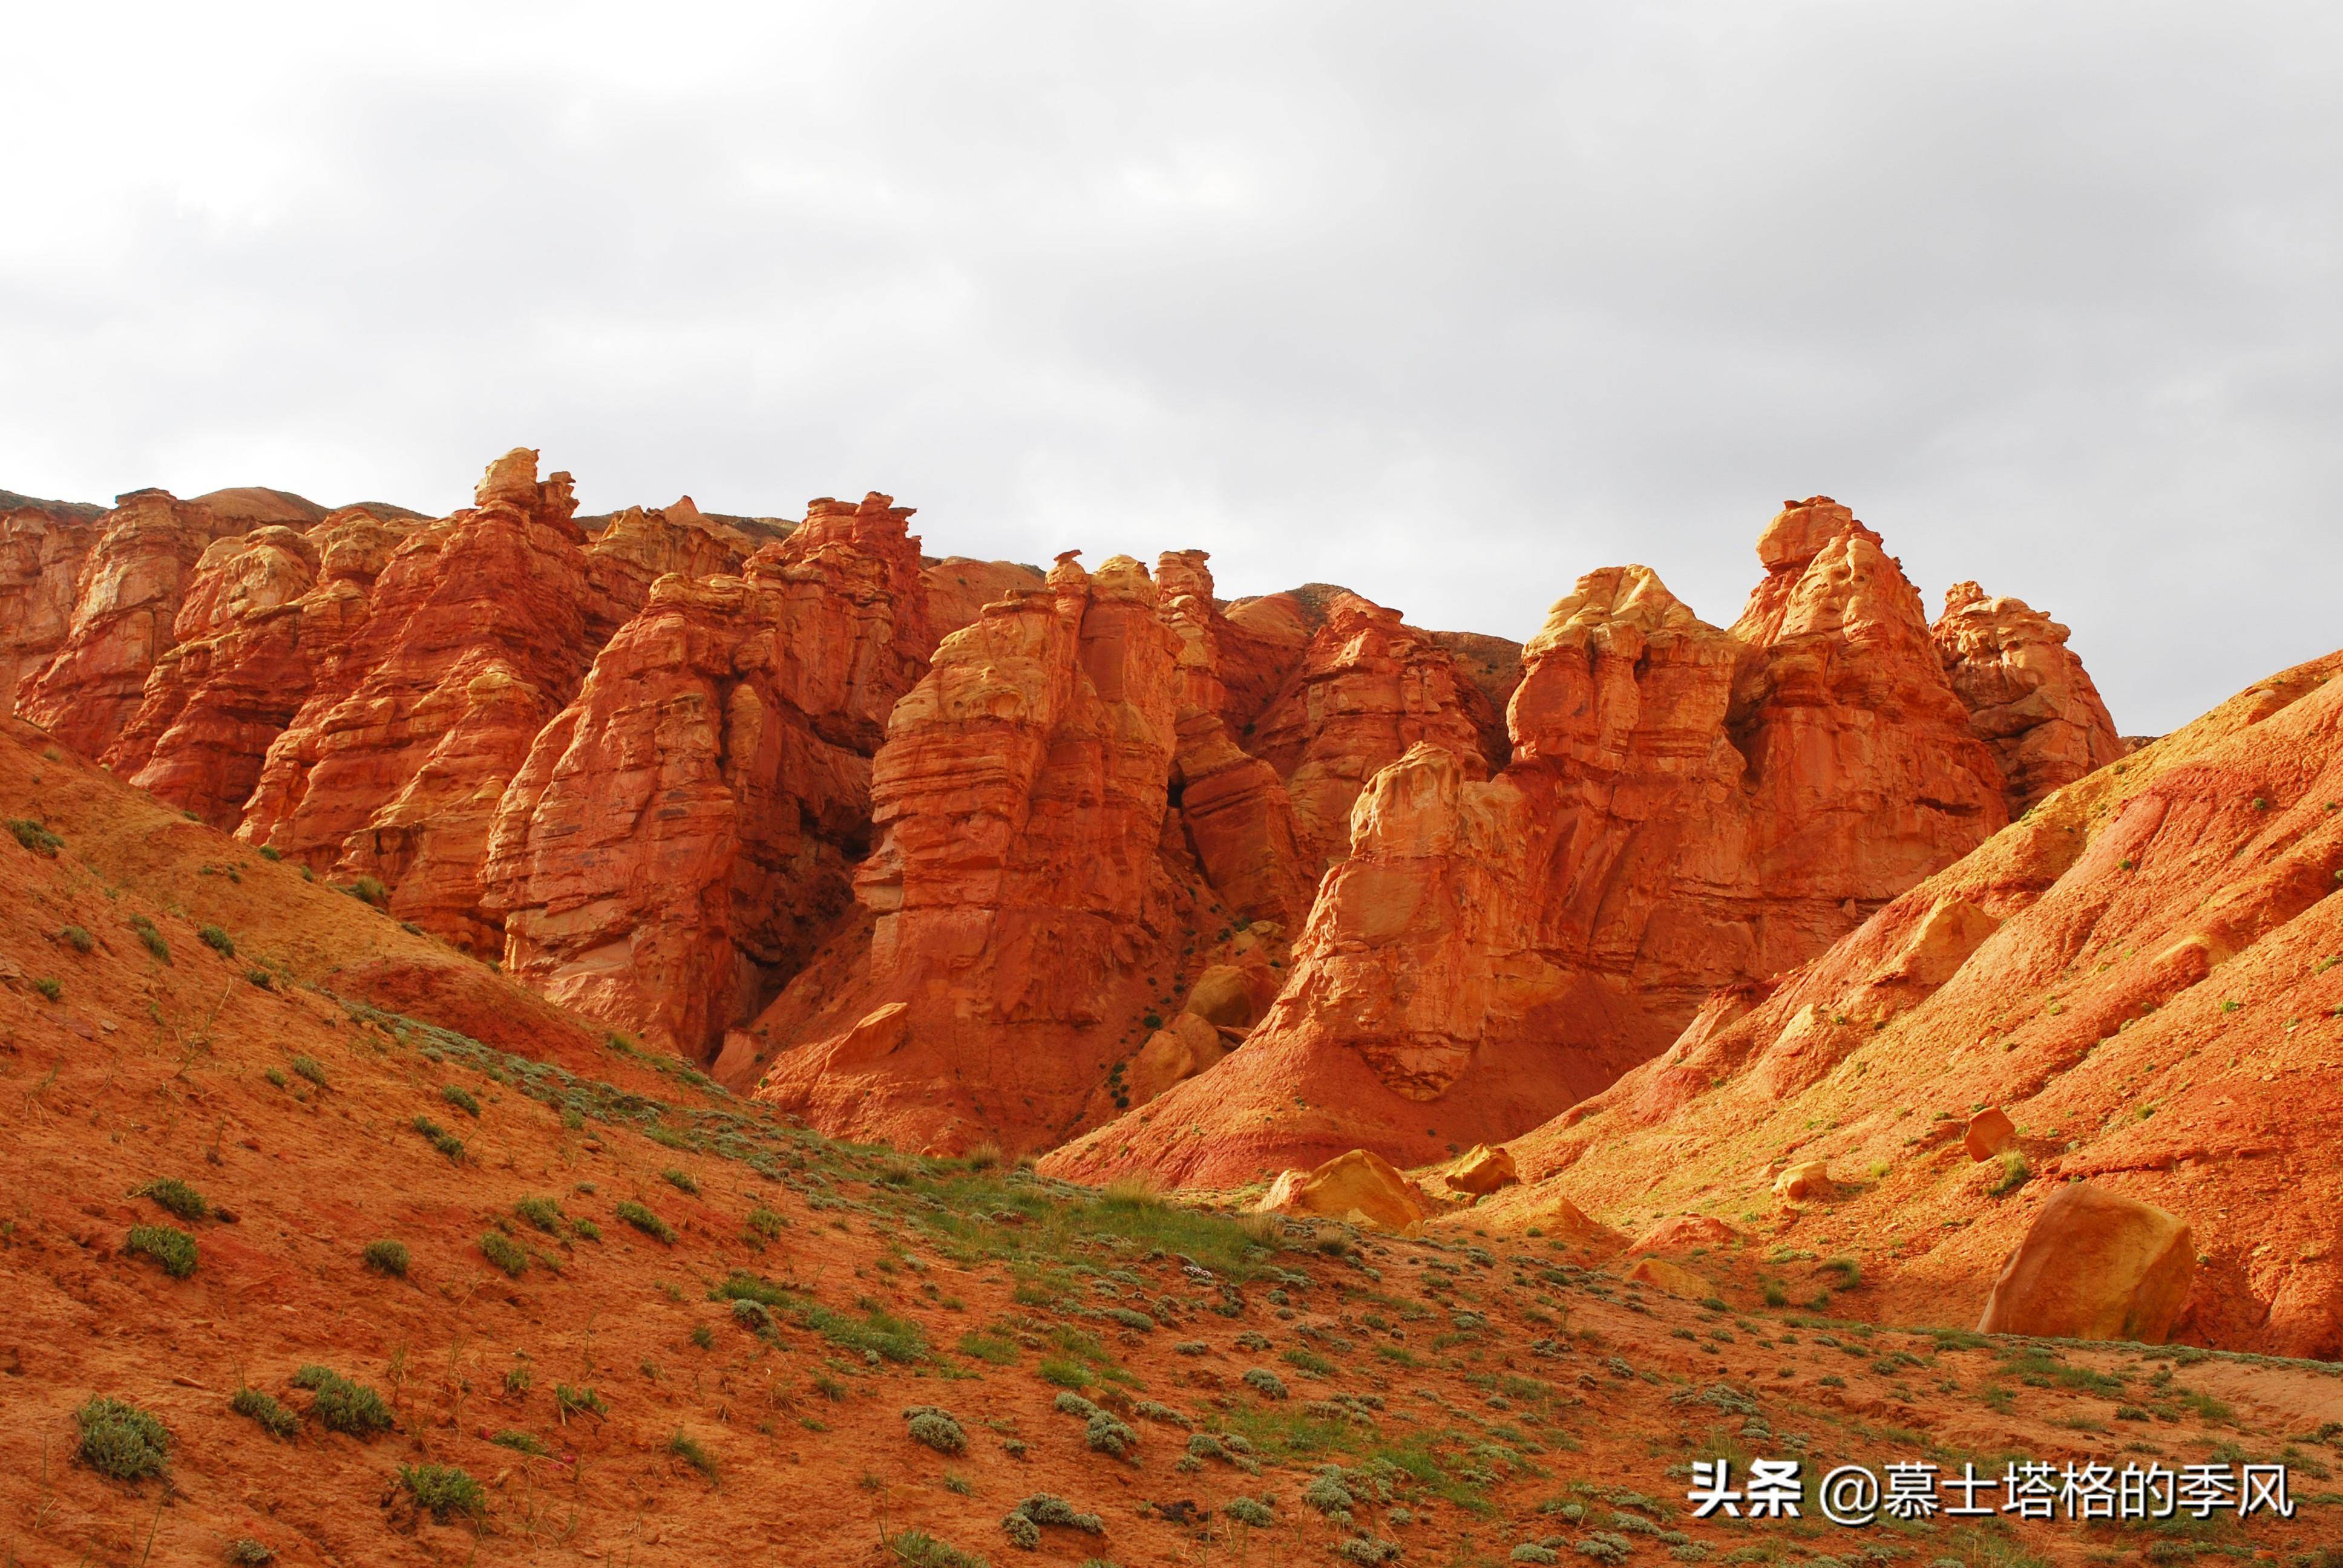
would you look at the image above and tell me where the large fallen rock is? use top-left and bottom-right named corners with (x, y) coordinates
top-left (1977, 1182), bottom-right (2195, 1343)
top-left (1774, 1160), bottom-right (1832, 1201)
top-left (1965, 1107), bottom-right (2017, 1161)
top-left (1254, 1149), bottom-right (1426, 1231)
top-left (1444, 1144), bottom-right (1519, 1195)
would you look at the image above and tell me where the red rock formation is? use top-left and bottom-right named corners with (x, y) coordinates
top-left (232, 451), bottom-right (618, 950)
top-left (482, 494), bottom-right (932, 1053)
top-left (1244, 593), bottom-right (1504, 871)
top-left (748, 552), bottom-right (1195, 1149)
top-left (924, 557), bottom-right (1047, 639)
top-left (1934, 579), bottom-right (2126, 811)
top-left (100, 511), bottom-right (416, 828)
top-left (1044, 499), bottom-right (2014, 1189)
top-left (15, 490), bottom-right (248, 756)
top-left (1, 498), bottom-right (104, 714)
top-left (1491, 650), bottom-right (2343, 1355)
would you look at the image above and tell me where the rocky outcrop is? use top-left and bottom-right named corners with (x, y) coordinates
top-left (1245, 592), bottom-right (1504, 871)
top-left (924, 557), bottom-right (1048, 639)
top-left (15, 491), bottom-right (249, 755)
top-left (482, 494), bottom-right (931, 1053)
top-left (1255, 1149), bottom-right (1427, 1230)
top-left (1977, 1183), bottom-right (2194, 1342)
top-left (103, 510), bottom-right (414, 828)
top-left (1484, 647), bottom-right (2343, 1356)
top-left (1043, 498), bottom-right (2017, 1189)
top-left (233, 451), bottom-right (620, 950)
top-left (1934, 580), bottom-right (2126, 811)
top-left (747, 552), bottom-right (1191, 1148)
top-left (1, 498), bottom-right (105, 715)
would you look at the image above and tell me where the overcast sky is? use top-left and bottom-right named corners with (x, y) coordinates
top-left (6, 4), bottom-right (2339, 733)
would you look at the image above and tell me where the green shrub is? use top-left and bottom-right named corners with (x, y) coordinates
top-left (1103, 1307), bottom-right (1155, 1333)
top-left (903, 1405), bottom-right (968, 1454)
top-left (350, 875), bottom-right (388, 907)
top-left (292, 1366), bottom-right (393, 1437)
top-left (411, 1116), bottom-right (465, 1161)
top-left (491, 1428), bottom-right (550, 1456)
top-left (890, 1529), bottom-right (992, 1568)
top-left (479, 1232), bottom-right (529, 1277)
top-left (245, 967), bottom-right (274, 989)
top-left (199, 924), bottom-right (236, 956)
top-left (1001, 1494), bottom-right (1104, 1551)
top-left (60, 925), bottom-right (93, 952)
top-left (231, 1386), bottom-right (299, 1440)
top-left (1989, 1151), bottom-right (2030, 1197)
top-left (555, 1383), bottom-right (608, 1420)
top-left (1225, 1495), bottom-right (1274, 1526)
top-left (1281, 1347), bottom-right (1334, 1376)
top-left (744, 1205), bottom-right (787, 1239)
top-left (669, 1429), bottom-right (718, 1483)
top-left (1084, 1411), bottom-right (1137, 1458)
top-left (7, 818), bottom-right (62, 856)
top-left (731, 1299), bottom-right (774, 1334)
top-left (442, 1083), bottom-right (481, 1116)
top-left (364, 1238), bottom-right (410, 1276)
top-left (33, 977), bottom-right (61, 1001)
top-left (571, 1217), bottom-right (601, 1241)
top-left (513, 1195), bottom-right (563, 1232)
top-left (1242, 1368), bottom-right (1288, 1400)
top-left (129, 915), bottom-right (170, 962)
top-left (617, 1200), bottom-right (676, 1243)
top-left (662, 1167), bottom-right (699, 1195)
top-left (264, 1068), bottom-right (287, 1088)
top-left (126, 1224), bottom-right (198, 1278)
top-left (258, 845), bottom-right (283, 861)
top-left (957, 1330), bottom-right (1017, 1365)
top-left (398, 1462), bottom-right (485, 1521)
top-left (76, 1396), bottom-right (170, 1480)
top-left (228, 1538), bottom-right (275, 1564)
top-left (690, 1324), bottom-right (715, 1349)
top-left (137, 1177), bottom-right (209, 1222)
top-left (289, 1055), bottom-right (327, 1088)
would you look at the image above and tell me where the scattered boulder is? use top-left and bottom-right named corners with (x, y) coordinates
top-left (1976, 1181), bottom-right (2194, 1344)
top-left (1126, 1013), bottom-right (1229, 1106)
top-left (1254, 1149), bottom-right (1426, 1232)
top-left (1184, 964), bottom-right (1273, 1031)
top-left (1625, 1257), bottom-right (1711, 1298)
top-left (1444, 1144), bottom-right (1519, 1195)
top-left (1964, 1108), bottom-right (2017, 1162)
top-left (1774, 1160), bottom-right (1832, 1201)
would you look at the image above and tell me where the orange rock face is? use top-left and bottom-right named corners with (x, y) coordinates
top-left (15, 490), bottom-right (249, 756)
top-left (1934, 579), bottom-right (2126, 811)
top-left (482, 494), bottom-right (931, 1053)
top-left (1245, 592), bottom-right (1504, 872)
top-left (1, 497), bottom-right (105, 714)
top-left (224, 451), bottom-right (619, 950)
top-left (103, 509), bottom-right (415, 828)
top-left (747, 552), bottom-right (1190, 1148)
top-left (1047, 498), bottom-right (2020, 1189)
top-left (1492, 648), bottom-right (2343, 1354)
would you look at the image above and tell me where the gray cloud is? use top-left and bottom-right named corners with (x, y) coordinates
top-left (4, 1), bottom-right (2338, 731)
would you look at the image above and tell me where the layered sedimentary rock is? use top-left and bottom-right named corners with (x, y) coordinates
top-left (15, 490), bottom-right (251, 754)
top-left (1, 497), bottom-right (105, 713)
top-left (1045, 498), bottom-right (2016, 1188)
top-left (1489, 649), bottom-right (2343, 1355)
top-left (232, 451), bottom-right (627, 950)
top-left (103, 511), bottom-right (414, 828)
top-left (747, 552), bottom-right (1191, 1148)
top-left (482, 493), bottom-right (932, 1053)
top-left (1244, 592), bottom-right (1505, 871)
top-left (1933, 580), bottom-right (2126, 811)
